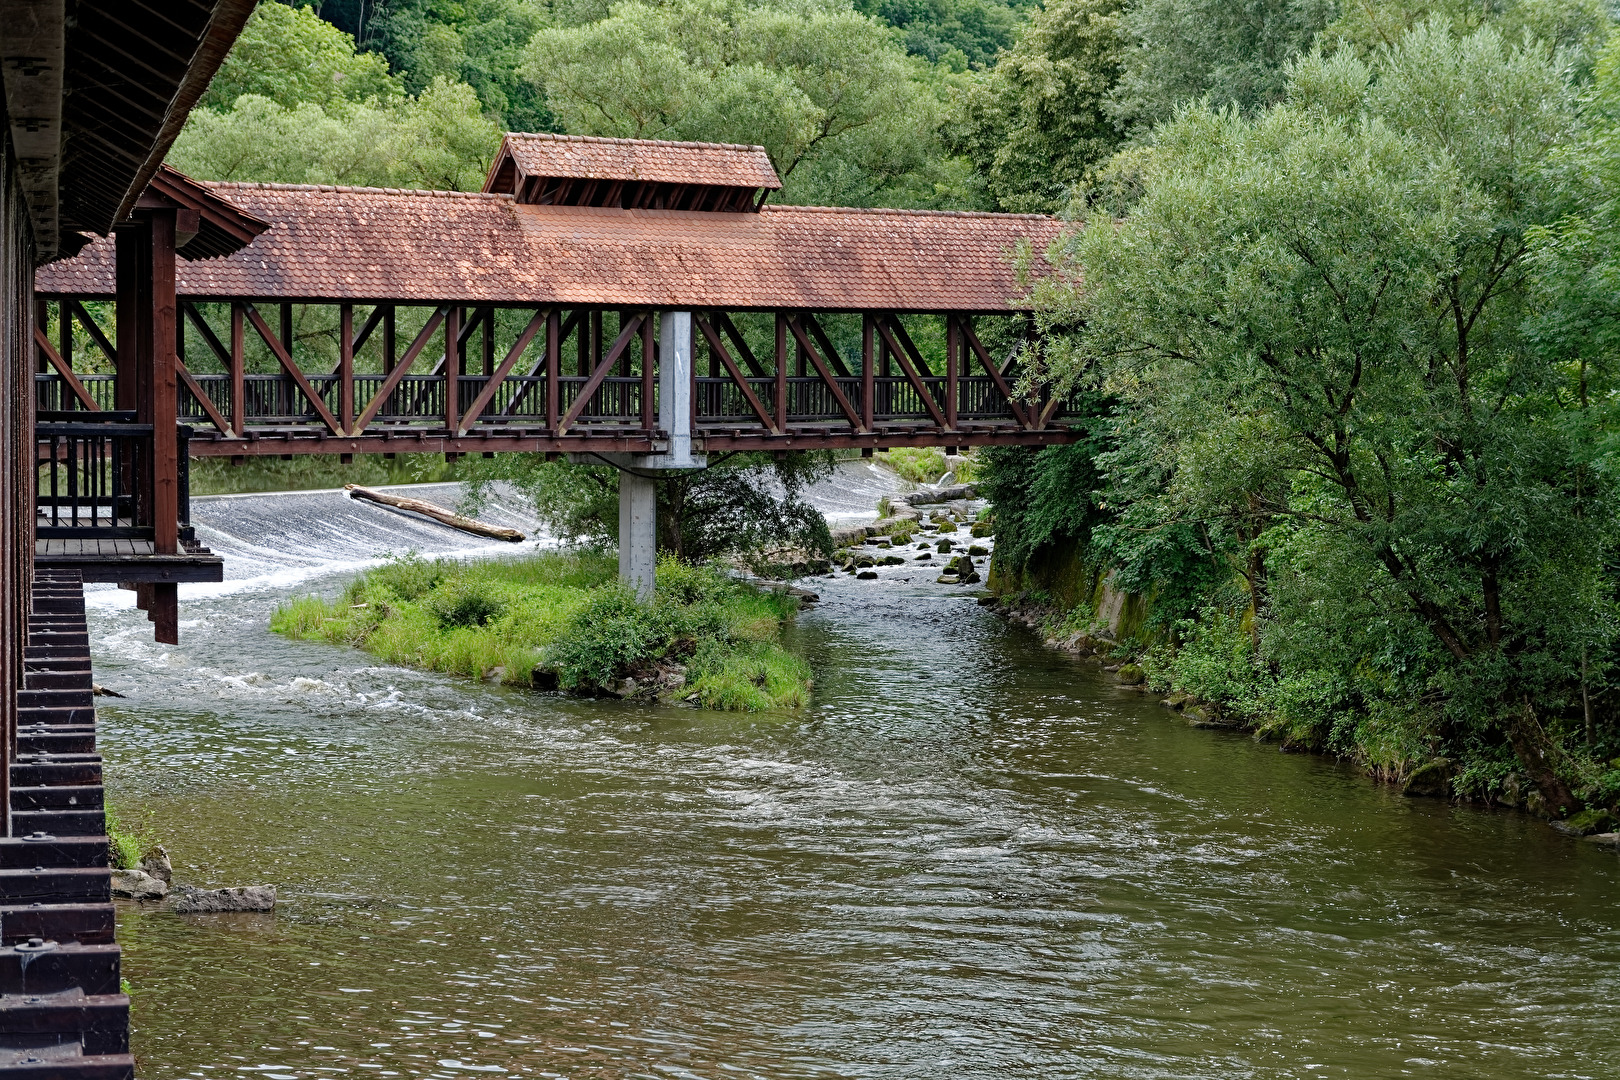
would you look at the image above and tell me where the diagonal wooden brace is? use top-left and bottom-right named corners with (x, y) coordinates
top-left (697, 313), bottom-right (775, 431)
top-left (558, 312), bottom-right (644, 435)
top-left (244, 303), bottom-right (344, 435)
top-left (458, 308), bottom-right (549, 435)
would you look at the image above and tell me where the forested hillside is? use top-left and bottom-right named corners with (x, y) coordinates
top-left (173, 0), bottom-right (1620, 820)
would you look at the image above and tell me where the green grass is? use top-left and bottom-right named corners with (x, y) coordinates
top-left (104, 803), bottom-right (156, 870)
top-left (271, 552), bottom-right (813, 710)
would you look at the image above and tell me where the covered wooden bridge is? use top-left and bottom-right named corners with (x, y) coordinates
top-left (34, 135), bottom-right (1076, 462)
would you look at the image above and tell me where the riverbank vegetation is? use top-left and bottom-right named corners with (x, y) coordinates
top-left (986, 13), bottom-right (1620, 821)
top-left (271, 552), bottom-right (811, 709)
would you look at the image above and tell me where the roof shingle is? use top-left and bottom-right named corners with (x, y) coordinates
top-left (36, 182), bottom-right (1063, 312)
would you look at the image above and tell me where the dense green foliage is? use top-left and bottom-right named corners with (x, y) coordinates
top-left (272, 553), bottom-right (811, 708)
top-left (989, 21), bottom-right (1620, 816)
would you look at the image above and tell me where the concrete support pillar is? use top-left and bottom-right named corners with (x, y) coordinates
top-left (618, 471), bottom-right (657, 600)
top-left (658, 310), bottom-right (698, 467)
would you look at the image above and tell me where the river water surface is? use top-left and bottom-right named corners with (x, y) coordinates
top-left (85, 472), bottom-right (1620, 1079)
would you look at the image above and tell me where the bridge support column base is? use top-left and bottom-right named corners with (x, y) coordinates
top-left (619, 472), bottom-right (657, 601)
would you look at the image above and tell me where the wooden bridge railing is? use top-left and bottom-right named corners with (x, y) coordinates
top-left (35, 412), bottom-right (193, 542)
top-left (31, 301), bottom-right (1080, 454)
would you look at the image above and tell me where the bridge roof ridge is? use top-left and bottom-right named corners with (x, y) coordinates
top-left (200, 181), bottom-right (514, 200)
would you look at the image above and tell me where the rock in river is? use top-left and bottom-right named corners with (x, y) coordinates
top-left (111, 867), bottom-right (167, 902)
top-left (169, 884), bottom-right (277, 913)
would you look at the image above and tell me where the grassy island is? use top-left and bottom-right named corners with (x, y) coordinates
top-left (271, 552), bottom-right (811, 710)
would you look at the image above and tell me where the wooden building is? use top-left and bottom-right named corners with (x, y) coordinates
top-left (0, 2), bottom-right (257, 1073)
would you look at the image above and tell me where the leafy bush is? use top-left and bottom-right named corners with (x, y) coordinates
top-left (425, 579), bottom-right (505, 628)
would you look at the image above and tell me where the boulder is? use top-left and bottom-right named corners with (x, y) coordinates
top-left (1402, 759), bottom-right (1453, 799)
top-left (110, 868), bottom-right (167, 902)
top-left (936, 539), bottom-right (953, 553)
top-left (976, 595), bottom-right (999, 607)
top-left (857, 570), bottom-right (878, 580)
top-left (854, 556), bottom-right (875, 568)
top-left (1582, 832), bottom-right (1620, 848)
top-left (970, 522), bottom-right (994, 538)
top-left (169, 884), bottom-right (276, 914)
top-left (880, 555), bottom-right (906, 566)
top-left (1116, 663), bottom-right (1145, 685)
top-left (1551, 808), bottom-right (1618, 837)
top-left (967, 545), bottom-right (989, 557)
top-left (935, 574), bottom-right (960, 584)
top-left (531, 667), bottom-right (560, 691)
top-left (139, 846), bottom-right (172, 885)
top-left (934, 519), bottom-right (958, 533)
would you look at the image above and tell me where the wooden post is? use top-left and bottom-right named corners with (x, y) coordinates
top-left (56, 300), bottom-right (71, 388)
top-left (774, 311), bottom-right (788, 431)
top-left (482, 306), bottom-right (495, 376)
top-left (279, 303), bottom-right (294, 366)
top-left (230, 303), bottom-right (245, 437)
top-left (795, 329), bottom-right (806, 378)
top-left (444, 306), bottom-right (461, 434)
top-left (339, 304), bottom-right (354, 435)
top-left (577, 307), bottom-right (589, 376)
top-left (383, 305), bottom-right (396, 374)
top-left (546, 308), bottom-right (561, 431)
top-left (862, 313), bottom-right (875, 432)
top-left (114, 223), bottom-right (147, 414)
top-left (33, 299), bottom-right (48, 373)
top-left (946, 313), bottom-right (959, 432)
top-left (150, 210), bottom-right (179, 559)
top-left (640, 310), bottom-right (655, 432)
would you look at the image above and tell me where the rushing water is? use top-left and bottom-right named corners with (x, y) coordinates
top-left (86, 469), bottom-right (1619, 1079)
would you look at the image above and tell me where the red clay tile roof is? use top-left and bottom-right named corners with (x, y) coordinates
top-left (35, 182), bottom-right (1062, 312)
top-left (490, 133), bottom-right (782, 191)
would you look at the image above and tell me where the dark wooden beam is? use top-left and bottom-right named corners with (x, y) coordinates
top-left (32, 327), bottom-right (99, 410)
top-left (875, 316), bottom-right (947, 430)
top-left (959, 316), bottom-right (1031, 429)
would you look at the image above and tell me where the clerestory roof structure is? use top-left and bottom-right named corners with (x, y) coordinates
top-left (37, 180), bottom-right (1063, 313)
top-left (485, 133), bottom-right (781, 212)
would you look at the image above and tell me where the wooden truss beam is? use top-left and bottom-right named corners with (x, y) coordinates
top-left (243, 303), bottom-right (342, 435)
top-left (32, 327), bottom-right (99, 410)
top-left (695, 313), bottom-right (774, 432)
top-left (352, 306), bottom-right (449, 433)
top-left (787, 315), bottom-right (861, 430)
top-left (458, 308), bottom-right (548, 435)
top-left (874, 316), bottom-right (948, 430)
top-left (558, 311), bottom-right (645, 435)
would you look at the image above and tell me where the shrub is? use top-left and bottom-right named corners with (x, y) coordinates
top-left (426, 579), bottom-right (505, 628)
top-left (548, 585), bottom-right (670, 688)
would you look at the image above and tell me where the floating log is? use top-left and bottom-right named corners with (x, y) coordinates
top-left (344, 484), bottom-right (525, 542)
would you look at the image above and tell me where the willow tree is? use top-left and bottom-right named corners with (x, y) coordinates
top-left (1033, 23), bottom-right (1615, 811)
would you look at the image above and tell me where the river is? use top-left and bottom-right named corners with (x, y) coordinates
top-left (83, 469), bottom-right (1620, 1079)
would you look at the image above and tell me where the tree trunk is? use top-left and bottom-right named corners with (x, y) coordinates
top-left (1505, 702), bottom-right (1579, 816)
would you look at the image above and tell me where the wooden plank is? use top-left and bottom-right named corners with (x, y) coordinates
top-left (959, 317), bottom-right (1031, 429)
top-left (458, 307), bottom-right (548, 434)
top-left (696, 314), bottom-right (775, 431)
top-left (32, 328), bottom-right (99, 410)
top-left (945, 314), bottom-right (959, 432)
top-left (558, 312), bottom-right (644, 434)
top-left (788, 316), bottom-right (861, 429)
top-left (876, 316), bottom-right (948, 430)
top-left (352, 306), bottom-right (448, 432)
top-left (243, 303), bottom-right (343, 435)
